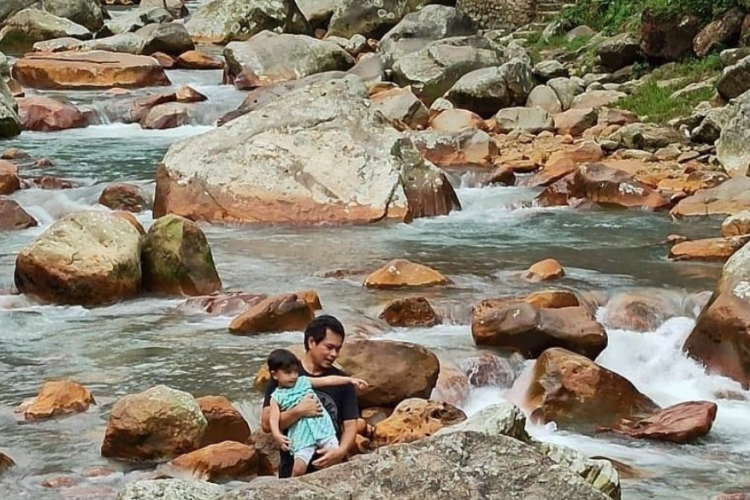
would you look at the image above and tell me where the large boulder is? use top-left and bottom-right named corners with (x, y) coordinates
top-left (669, 236), bottom-right (750, 261)
top-left (379, 296), bottom-right (439, 327)
top-left (216, 424), bottom-right (611, 500)
top-left (601, 401), bottom-right (717, 443)
top-left (99, 183), bottom-right (148, 212)
top-left (154, 76), bottom-right (460, 225)
top-left (14, 211), bottom-right (142, 306)
top-left (186, 0), bottom-right (309, 44)
top-left (141, 214), bottom-right (222, 296)
top-left (717, 91), bottom-right (750, 177)
top-left (607, 123), bottom-right (683, 152)
top-left (393, 41), bottom-right (503, 105)
top-left (115, 479), bottom-right (223, 500)
top-left (0, 9), bottom-right (90, 53)
top-left (0, 198), bottom-right (37, 230)
top-left (370, 86), bottom-right (429, 129)
top-left (683, 241), bottom-right (750, 387)
top-left (379, 5), bottom-right (476, 66)
top-left (228, 293), bottom-right (315, 334)
top-left (36, 0), bottom-right (104, 31)
top-left (0, 160), bottom-right (20, 195)
top-left (296, 0), bottom-right (342, 27)
top-left (603, 290), bottom-right (683, 332)
top-left (140, 0), bottom-right (188, 18)
top-left (671, 177), bottom-right (750, 218)
top-left (722, 211), bottom-right (750, 237)
top-left (472, 302), bottom-right (607, 359)
top-left (12, 51), bottom-right (170, 90)
top-left (640, 12), bottom-right (701, 61)
top-left (408, 128), bottom-right (496, 169)
top-left (444, 60), bottom-right (535, 117)
top-left (197, 396), bottom-right (251, 446)
top-left (372, 398), bottom-right (466, 446)
top-left (101, 385), bottom-right (207, 461)
top-left (22, 380), bottom-right (94, 420)
top-left (364, 259), bottom-right (450, 289)
top-left (0, 78), bottom-right (21, 138)
top-left (495, 106), bottom-right (553, 134)
top-left (136, 22), bottom-right (194, 56)
top-left (596, 33), bottom-right (640, 72)
top-left (511, 348), bottom-right (659, 428)
top-left (168, 441), bottom-right (271, 481)
top-left (17, 96), bottom-right (88, 132)
top-left (328, 0), bottom-right (438, 39)
top-left (694, 8), bottom-right (744, 57)
top-left (224, 31), bottom-right (354, 89)
top-left (717, 56), bottom-right (750, 100)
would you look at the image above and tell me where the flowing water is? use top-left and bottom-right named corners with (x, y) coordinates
top-left (1, 44), bottom-right (749, 500)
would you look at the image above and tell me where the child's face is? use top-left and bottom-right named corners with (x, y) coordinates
top-left (271, 367), bottom-right (299, 388)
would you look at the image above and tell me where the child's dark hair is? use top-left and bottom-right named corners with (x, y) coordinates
top-left (267, 349), bottom-right (302, 372)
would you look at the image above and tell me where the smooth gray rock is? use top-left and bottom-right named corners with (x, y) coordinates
top-left (0, 8), bottom-right (90, 52)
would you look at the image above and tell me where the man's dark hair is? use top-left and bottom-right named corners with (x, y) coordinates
top-left (304, 315), bottom-right (345, 351)
top-left (267, 349), bottom-right (302, 372)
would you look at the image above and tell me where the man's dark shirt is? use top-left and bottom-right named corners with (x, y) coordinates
top-left (263, 365), bottom-right (359, 478)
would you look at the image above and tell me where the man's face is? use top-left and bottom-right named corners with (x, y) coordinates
top-left (308, 329), bottom-right (343, 369)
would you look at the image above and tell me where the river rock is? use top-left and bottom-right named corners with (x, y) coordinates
top-left (722, 211), bottom-right (750, 237)
top-left (495, 106), bottom-right (554, 135)
top-left (14, 211), bottom-right (141, 306)
top-left (547, 77), bottom-right (584, 111)
top-left (371, 86), bottom-right (429, 129)
top-left (197, 396), bottom-right (251, 446)
top-left (511, 348), bottom-right (658, 428)
top-left (431, 361), bottom-right (470, 406)
top-left (155, 76), bottom-right (458, 224)
top-left (640, 12), bottom-right (701, 61)
top-left (533, 60), bottom-right (568, 81)
top-left (136, 22), bottom-right (194, 56)
top-left (0, 9), bottom-right (90, 53)
top-left (379, 297), bottom-right (439, 327)
top-left (602, 401), bottom-right (717, 443)
top-left (106, 7), bottom-right (174, 35)
top-left (99, 183), bottom-right (148, 212)
top-left (0, 198), bottom-right (37, 230)
top-left (23, 380), bottom-right (94, 420)
top-left (608, 122), bottom-right (684, 152)
top-left (717, 56), bottom-right (750, 100)
top-left (671, 177), bottom-right (750, 218)
top-left (604, 290), bottom-right (682, 332)
top-left (0, 451), bottom-right (13, 474)
top-left (409, 128), bottom-right (496, 169)
top-left (168, 441), bottom-right (270, 481)
top-left (17, 96), bottom-right (88, 132)
top-left (141, 214), bottom-right (222, 296)
top-left (527, 85), bottom-right (563, 114)
top-left (393, 42), bottom-right (503, 105)
top-left (472, 303), bottom-right (608, 360)
top-left (669, 236), bottom-right (750, 261)
top-left (372, 398), bottom-right (466, 446)
top-left (0, 78), bottom-right (20, 138)
top-left (140, 0), bottom-right (188, 18)
top-left (554, 107), bottom-right (598, 136)
top-left (0, 161), bottom-right (20, 195)
top-left (141, 102), bottom-right (192, 129)
top-left (365, 259), bottom-right (450, 289)
top-left (228, 293), bottom-right (315, 334)
top-left (176, 51), bottom-right (224, 70)
top-left (717, 91), bottom-right (750, 177)
top-left (13, 51), bottom-right (170, 90)
top-left (115, 479), bottom-right (223, 500)
top-left (217, 425), bottom-right (611, 500)
top-left (462, 351), bottom-right (526, 387)
top-left (328, 0), bottom-right (436, 39)
top-left (180, 293), bottom-right (266, 317)
top-left (537, 164), bottom-right (670, 210)
top-left (378, 5), bottom-right (476, 66)
top-left (101, 385), bottom-right (207, 461)
top-left (525, 258), bottom-right (565, 281)
top-left (596, 33), bottom-right (641, 72)
top-left (430, 108), bottom-right (486, 132)
top-left (186, 0), bottom-right (308, 45)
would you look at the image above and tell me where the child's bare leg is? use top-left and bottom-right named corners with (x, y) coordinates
top-left (292, 458), bottom-right (308, 477)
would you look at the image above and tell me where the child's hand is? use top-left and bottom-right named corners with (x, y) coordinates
top-left (274, 434), bottom-right (291, 452)
top-left (350, 378), bottom-right (368, 390)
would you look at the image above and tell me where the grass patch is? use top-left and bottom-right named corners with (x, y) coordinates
top-left (651, 54), bottom-right (723, 81)
top-left (525, 32), bottom-right (596, 65)
top-left (616, 79), bottom-right (716, 123)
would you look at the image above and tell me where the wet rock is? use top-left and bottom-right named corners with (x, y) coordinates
top-left (393, 42), bottom-right (503, 106)
top-left (328, 0), bottom-right (436, 39)
top-left (18, 96), bottom-right (88, 132)
top-left (671, 177), bottom-right (750, 218)
top-left (168, 441), bottom-right (270, 481)
top-left (525, 258), bottom-right (565, 281)
top-left (113, 211), bottom-right (145, 234)
top-left (370, 86), bottom-right (429, 129)
top-left (176, 51), bottom-right (224, 70)
top-left (29, 176), bottom-right (74, 190)
top-left (372, 398), bottom-right (466, 446)
top-left (430, 108), bottom-right (486, 132)
top-left (180, 292), bottom-right (266, 317)
top-left (472, 303), bottom-right (607, 360)
top-left (99, 183), bottom-right (148, 213)
top-left (136, 22), bottom-right (194, 56)
top-left (669, 236), bottom-right (750, 261)
top-left (409, 128), bottom-right (496, 169)
top-left (225, 31), bottom-right (353, 89)
top-left (115, 479), bottom-right (223, 500)
top-left (462, 352), bottom-right (526, 387)
top-left (527, 85), bottom-right (563, 114)
top-left (601, 401), bottom-right (717, 443)
top-left (604, 291), bottom-right (682, 332)
top-left (0, 78), bottom-right (21, 138)
top-left (526, 290), bottom-right (582, 309)
top-left (511, 348), bottom-right (658, 428)
top-left (717, 56), bottom-right (750, 100)
top-left (141, 102), bottom-right (192, 129)
top-left (495, 106), bottom-right (554, 135)
top-left (538, 163), bottom-right (670, 210)
top-left (141, 214), bottom-right (222, 296)
top-left (197, 396), bottom-right (251, 446)
top-left (596, 33), bottom-right (641, 72)
top-left (431, 361), bottom-right (470, 406)
top-left (483, 165), bottom-right (516, 186)
top-left (13, 51), bottom-right (170, 90)
top-left (14, 211), bottom-right (141, 306)
top-left (527, 142), bottom-right (603, 187)
top-left (0, 160), bottom-right (20, 195)
top-left (0, 9), bottom-right (90, 53)
top-left (155, 77), bottom-right (457, 224)
top-left (379, 297), bottom-right (440, 327)
top-left (554, 108), bottom-right (598, 136)
top-left (229, 293), bottom-right (315, 334)
top-left (722, 211), bottom-right (750, 237)
top-left (0, 451), bottom-right (14, 473)
top-left (337, 339), bottom-right (440, 408)
top-left (694, 8), bottom-right (744, 57)
top-left (365, 259), bottom-right (450, 289)
top-left (640, 12), bottom-right (701, 61)
top-left (102, 385), bottom-right (207, 461)
top-left (0, 198), bottom-right (37, 230)
top-left (378, 5), bottom-right (476, 66)
top-left (22, 380), bottom-right (94, 420)
top-left (186, 0), bottom-right (309, 45)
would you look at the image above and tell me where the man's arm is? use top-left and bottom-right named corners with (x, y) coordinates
top-left (261, 393), bottom-right (322, 433)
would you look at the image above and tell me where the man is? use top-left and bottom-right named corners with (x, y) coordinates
top-left (261, 315), bottom-right (359, 478)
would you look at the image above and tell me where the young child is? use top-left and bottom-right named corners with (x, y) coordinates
top-left (266, 349), bottom-right (367, 477)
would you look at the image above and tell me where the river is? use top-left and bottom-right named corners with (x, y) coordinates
top-left (1, 46), bottom-right (749, 500)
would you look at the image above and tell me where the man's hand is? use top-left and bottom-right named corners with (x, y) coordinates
top-left (311, 446), bottom-right (346, 469)
top-left (296, 393), bottom-right (323, 418)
